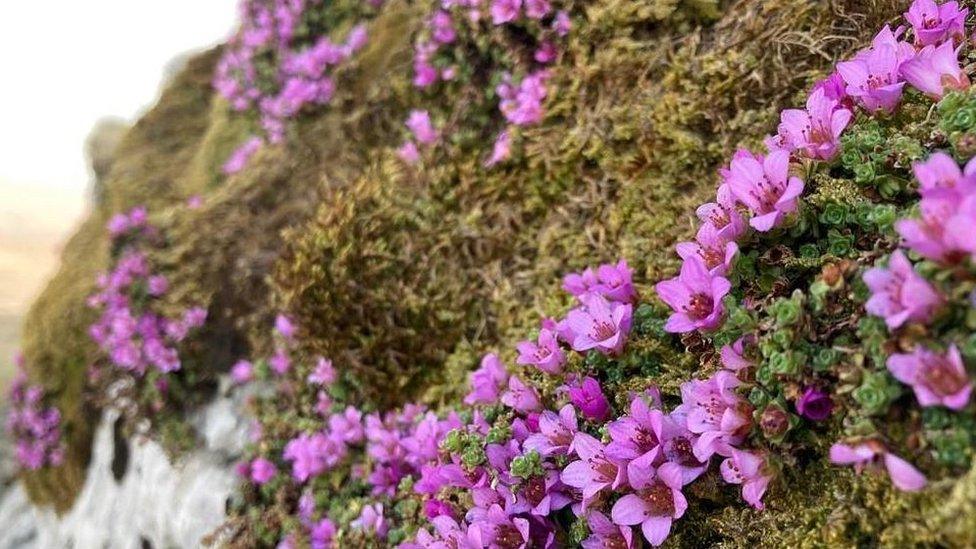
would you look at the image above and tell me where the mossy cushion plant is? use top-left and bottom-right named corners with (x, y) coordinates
top-left (11, 0), bottom-right (976, 546)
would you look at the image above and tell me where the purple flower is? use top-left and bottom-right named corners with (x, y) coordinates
top-left (582, 510), bottom-right (634, 549)
top-left (516, 328), bottom-right (566, 374)
top-left (309, 357), bottom-right (337, 385)
top-left (675, 370), bottom-right (752, 461)
top-left (553, 10), bottom-right (571, 36)
top-left (895, 195), bottom-right (963, 262)
top-left (309, 518), bottom-right (336, 549)
top-left (720, 337), bottom-right (753, 372)
top-left (696, 184), bottom-right (747, 242)
top-left (610, 462), bottom-right (687, 547)
top-left (900, 41), bottom-right (969, 100)
top-left (563, 260), bottom-right (637, 304)
top-left (905, 0), bottom-right (968, 46)
top-left (147, 275), bottom-right (168, 297)
top-left (283, 432), bottom-right (334, 482)
top-left (720, 449), bottom-right (771, 509)
top-left (351, 503), bottom-right (388, 539)
top-left (606, 395), bottom-right (670, 476)
top-left (499, 71), bottom-right (549, 126)
top-left (464, 353), bottom-right (509, 405)
top-left (275, 314), bottom-right (296, 339)
top-left (812, 71), bottom-right (850, 106)
top-left (566, 294), bottom-right (633, 355)
top-left (429, 11), bottom-right (456, 44)
top-left (863, 250), bottom-right (943, 329)
top-left (655, 256), bottom-right (731, 333)
top-left (501, 376), bottom-right (542, 412)
top-left (912, 152), bottom-right (976, 199)
top-left (485, 130), bottom-right (512, 167)
top-left (830, 441), bottom-right (927, 492)
top-left (887, 344), bottom-right (972, 410)
top-left (223, 136), bottom-right (263, 175)
top-left (230, 360), bottom-right (254, 384)
top-left (397, 141), bottom-right (421, 164)
top-left (490, 0), bottom-right (521, 24)
top-left (534, 41), bottom-right (558, 64)
top-left (524, 0), bottom-right (550, 18)
top-left (567, 376), bottom-right (611, 422)
top-left (406, 110), bottom-right (438, 145)
top-left (767, 87), bottom-right (852, 161)
top-left (250, 457), bottom-right (277, 485)
top-left (795, 387), bottom-right (834, 421)
top-left (675, 222), bottom-right (739, 277)
top-left (561, 433), bottom-right (628, 509)
top-left (725, 149), bottom-right (805, 231)
top-left (270, 347), bottom-right (291, 375)
top-left (523, 404), bottom-right (578, 456)
top-left (328, 406), bottom-right (365, 444)
top-left (837, 36), bottom-right (909, 113)
top-left (469, 504), bottom-right (529, 548)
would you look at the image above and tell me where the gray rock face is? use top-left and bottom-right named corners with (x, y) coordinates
top-left (0, 379), bottom-right (250, 548)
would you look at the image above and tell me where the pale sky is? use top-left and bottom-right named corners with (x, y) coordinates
top-left (0, 2), bottom-right (240, 378)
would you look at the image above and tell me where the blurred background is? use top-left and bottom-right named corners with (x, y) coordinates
top-left (0, 1), bottom-right (239, 392)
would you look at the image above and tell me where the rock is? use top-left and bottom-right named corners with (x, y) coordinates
top-left (0, 379), bottom-right (250, 548)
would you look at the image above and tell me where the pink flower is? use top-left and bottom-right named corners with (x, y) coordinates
top-left (675, 370), bottom-right (752, 461)
top-left (561, 433), bottom-right (628, 509)
top-left (230, 360), bottom-right (254, 384)
top-left (887, 344), bottom-right (972, 410)
top-left (767, 87), bottom-right (852, 161)
top-left (525, 0), bottom-right (550, 18)
top-left (351, 503), bottom-right (388, 539)
top-left (837, 37), bottom-right (908, 113)
top-left (490, 0), bottom-right (521, 24)
top-left (696, 184), bottom-right (747, 242)
top-left (725, 149), bottom-right (805, 231)
top-left (501, 376), bottom-right (542, 412)
top-left (275, 314), bottom-right (297, 339)
top-left (563, 260), bottom-right (637, 304)
top-left (720, 449), bottom-right (771, 509)
top-left (582, 511), bottom-right (634, 549)
top-left (553, 10), bottom-right (571, 36)
top-left (568, 376), bottom-right (611, 421)
top-left (900, 41), bottom-right (969, 100)
top-left (485, 130), bottom-right (512, 166)
top-left (499, 71), bottom-right (549, 126)
top-left (829, 441), bottom-right (927, 491)
top-left (863, 250), bottom-right (942, 329)
top-left (308, 357), bottom-right (337, 385)
top-left (397, 141), bottom-right (421, 164)
top-left (655, 256), bottom-right (731, 333)
top-left (523, 404), bottom-right (578, 456)
top-left (270, 347), bottom-right (291, 375)
top-left (223, 136), bottom-right (263, 175)
top-left (565, 294), bottom-right (633, 355)
top-left (406, 110), bottom-right (438, 145)
top-left (610, 462), bottom-right (687, 547)
top-left (465, 353), bottom-right (509, 405)
top-left (720, 338), bottom-right (753, 372)
top-left (905, 0), bottom-right (968, 46)
top-left (895, 195), bottom-right (961, 262)
top-left (250, 457), bottom-right (277, 484)
top-left (534, 41), bottom-right (558, 64)
top-left (675, 222), bottom-right (739, 277)
top-left (516, 328), bottom-right (566, 374)
top-left (429, 11), bottom-right (456, 44)
top-left (912, 152), bottom-right (976, 199)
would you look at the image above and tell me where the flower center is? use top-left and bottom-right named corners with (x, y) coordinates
top-left (684, 293), bottom-right (714, 320)
top-left (495, 524), bottom-right (524, 548)
top-left (665, 436), bottom-right (702, 467)
top-left (591, 321), bottom-right (617, 341)
top-left (590, 456), bottom-right (618, 484)
top-left (641, 481), bottom-right (676, 517)
top-left (921, 356), bottom-right (968, 396)
top-left (633, 427), bottom-right (660, 453)
top-left (523, 476), bottom-right (547, 506)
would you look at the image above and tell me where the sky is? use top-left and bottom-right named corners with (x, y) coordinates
top-left (0, 1), bottom-right (240, 386)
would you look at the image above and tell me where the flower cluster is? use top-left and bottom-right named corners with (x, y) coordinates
top-left (650, 0), bottom-right (974, 492)
top-left (215, 0), bottom-right (371, 173)
top-left (5, 356), bottom-right (65, 471)
top-left (398, 0), bottom-right (570, 166)
top-left (88, 206), bottom-right (207, 376)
